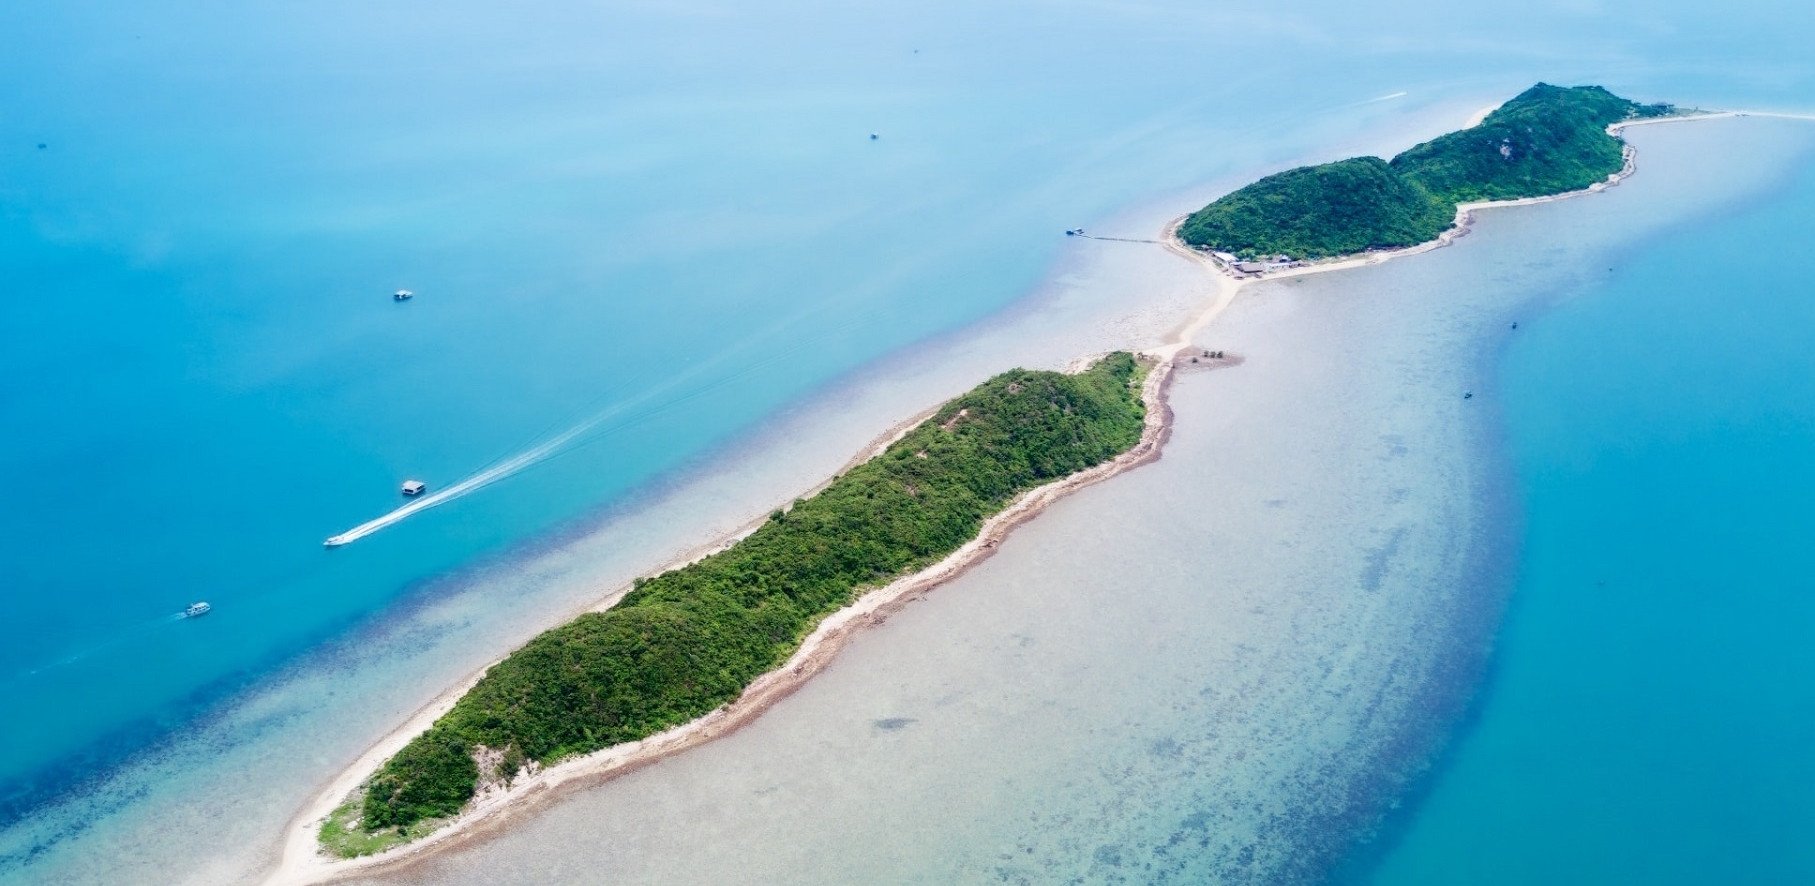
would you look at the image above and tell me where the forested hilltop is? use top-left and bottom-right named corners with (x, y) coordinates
top-left (1178, 84), bottom-right (1675, 260)
top-left (328, 354), bottom-right (1151, 853)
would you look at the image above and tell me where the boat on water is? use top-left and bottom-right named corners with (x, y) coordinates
top-left (393, 289), bottom-right (414, 301)
top-left (184, 601), bottom-right (212, 618)
top-left (321, 480), bottom-right (428, 547)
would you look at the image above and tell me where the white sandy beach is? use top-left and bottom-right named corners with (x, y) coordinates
top-left (258, 106), bottom-right (1765, 886)
top-left (11, 5), bottom-right (1815, 886)
top-left (322, 115), bottom-right (1815, 886)
top-left (270, 269), bottom-right (1231, 886)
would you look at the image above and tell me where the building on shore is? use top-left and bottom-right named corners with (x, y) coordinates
top-left (1232, 258), bottom-right (1301, 275)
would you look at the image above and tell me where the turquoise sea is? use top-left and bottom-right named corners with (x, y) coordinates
top-left (3, 1), bottom-right (1814, 883)
top-left (1367, 135), bottom-right (1815, 883)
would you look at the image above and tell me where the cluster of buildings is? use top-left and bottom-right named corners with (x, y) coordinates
top-left (1206, 250), bottom-right (1301, 276)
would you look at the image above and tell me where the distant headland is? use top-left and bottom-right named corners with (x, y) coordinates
top-left (1177, 84), bottom-right (1678, 267)
top-left (270, 82), bottom-right (1710, 883)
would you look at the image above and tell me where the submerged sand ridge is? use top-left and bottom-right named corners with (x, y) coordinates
top-left (273, 248), bottom-right (1246, 886)
top-left (274, 356), bottom-right (1203, 886)
top-left (342, 197), bottom-right (1524, 884)
top-left (270, 107), bottom-right (1762, 885)
top-left (362, 116), bottom-right (1815, 885)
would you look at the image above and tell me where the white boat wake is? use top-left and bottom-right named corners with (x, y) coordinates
top-left (323, 310), bottom-right (865, 548)
top-left (8, 611), bottom-right (191, 684)
top-left (323, 418), bottom-right (602, 547)
top-left (322, 360), bottom-right (712, 548)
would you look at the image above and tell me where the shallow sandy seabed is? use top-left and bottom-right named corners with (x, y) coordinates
top-left (334, 119), bottom-right (1815, 885)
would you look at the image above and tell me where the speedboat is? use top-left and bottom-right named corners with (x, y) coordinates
top-left (185, 601), bottom-right (212, 618)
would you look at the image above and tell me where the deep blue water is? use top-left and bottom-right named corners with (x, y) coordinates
top-left (1370, 136), bottom-right (1815, 883)
top-left (2, 0), bottom-right (1316, 813)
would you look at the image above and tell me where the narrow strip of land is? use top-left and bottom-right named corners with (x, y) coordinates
top-left (268, 88), bottom-right (1747, 886)
top-left (272, 361), bottom-right (1175, 885)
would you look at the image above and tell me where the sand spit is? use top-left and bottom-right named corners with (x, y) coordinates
top-left (271, 360), bottom-right (1208, 886)
top-left (266, 106), bottom-right (1730, 886)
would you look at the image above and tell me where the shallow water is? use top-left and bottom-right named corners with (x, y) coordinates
top-left (348, 120), bottom-right (1814, 886)
top-left (4, 1), bottom-right (1815, 883)
top-left (1366, 122), bottom-right (1815, 884)
top-left (0, 1), bottom-right (1452, 870)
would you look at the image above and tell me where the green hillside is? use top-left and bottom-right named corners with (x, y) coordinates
top-left (341, 354), bottom-right (1151, 843)
top-left (1176, 156), bottom-right (1453, 260)
top-left (1393, 84), bottom-right (1671, 203)
top-left (1178, 84), bottom-right (1672, 261)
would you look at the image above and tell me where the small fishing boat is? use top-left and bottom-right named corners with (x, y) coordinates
top-left (184, 601), bottom-right (212, 618)
top-left (401, 479), bottom-right (427, 496)
top-left (394, 289), bottom-right (415, 301)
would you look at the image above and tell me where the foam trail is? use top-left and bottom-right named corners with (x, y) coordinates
top-left (1361, 90), bottom-right (1408, 104)
top-left (323, 336), bottom-right (782, 546)
top-left (542, 313), bottom-right (873, 467)
top-left (7, 612), bottom-right (191, 685)
top-left (323, 400), bottom-right (637, 547)
top-left (322, 300), bottom-right (870, 548)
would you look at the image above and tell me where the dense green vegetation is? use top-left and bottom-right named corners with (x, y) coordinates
top-left (1175, 156), bottom-right (1453, 260)
top-left (319, 800), bottom-right (447, 858)
top-left (343, 354), bottom-right (1150, 841)
top-left (1179, 84), bottom-right (1673, 260)
top-left (1393, 84), bottom-right (1672, 203)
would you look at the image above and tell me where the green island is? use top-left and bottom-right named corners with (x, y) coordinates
top-left (326, 353), bottom-right (1151, 855)
top-left (1178, 84), bottom-right (1676, 260)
